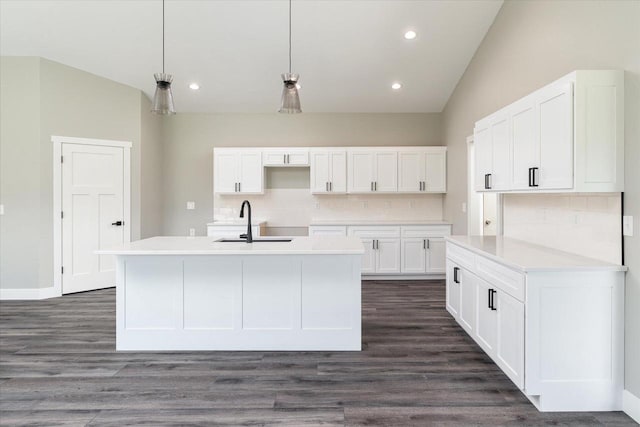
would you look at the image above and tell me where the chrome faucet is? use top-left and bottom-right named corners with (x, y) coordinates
top-left (239, 200), bottom-right (253, 243)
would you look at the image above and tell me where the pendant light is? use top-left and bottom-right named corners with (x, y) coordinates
top-left (151, 0), bottom-right (176, 115)
top-left (278, 0), bottom-right (301, 113)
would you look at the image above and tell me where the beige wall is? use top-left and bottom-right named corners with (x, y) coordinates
top-left (140, 93), bottom-right (164, 239)
top-left (441, 0), bottom-right (640, 398)
top-left (162, 113), bottom-right (442, 236)
top-left (0, 57), bottom-right (163, 290)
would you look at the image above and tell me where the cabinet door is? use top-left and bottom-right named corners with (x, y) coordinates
top-left (310, 151), bottom-right (330, 194)
top-left (401, 238), bottom-right (426, 273)
top-left (491, 115), bottom-right (511, 191)
top-left (474, 124), bottom-right (492, 192)
top-left (424, 151), bottom-right (446, 192)
top-left (373, 152), bottom-right (398, 192)
top-left (459, 269), bottom-right (477, 335)
top-left (398, 151), bottom-right (423, 193)
top-left (262, 150), bottom-right (287, 166)
top-left (286, 150), bottom-right (309, 166)
top-left (445, 260), bottom-right (461, 318)
top-left (348, 151), bottom-right (374, 193)
top-left (538, 82), bottom-right (574, 190)
top-left (425, 237), bottom-right (446, 273)
top-left (511, 99), bottom-right (539, 190)
top-left (475, 276), bottom-right (498, 355)
top-left (238, 151), bottom-right (263, 193)
top-left (376, 238), bottom-right (401, 273)
top-left (214, 151), bottom-right (239, 194)
top-left (495, 290), bottom-right (525, 389)
top-left (360, 238), bottom-right (376, 274)
top-left (329, 151), bottom-right (347, 193)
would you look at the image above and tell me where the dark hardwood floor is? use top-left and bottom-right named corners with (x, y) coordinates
top-left (0, 280), bottom-right (635, 426)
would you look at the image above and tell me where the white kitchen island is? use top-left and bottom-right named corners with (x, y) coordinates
top-left (97, 236), bottom-right (364, 351)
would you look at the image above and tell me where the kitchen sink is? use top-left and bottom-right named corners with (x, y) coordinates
top-left (216, 238), bottom-right (293, 243)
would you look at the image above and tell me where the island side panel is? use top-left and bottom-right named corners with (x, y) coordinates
top-left (116, 253), bottom-right (362, 351)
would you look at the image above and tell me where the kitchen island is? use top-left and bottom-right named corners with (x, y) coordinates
top-left (97, 236), bottom-right (364, 351)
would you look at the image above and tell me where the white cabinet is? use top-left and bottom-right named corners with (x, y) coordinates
top-left (495, 289), bottom-right (525, 389)
top-left (310, 149), bottom-right (347, 194)
top-left (474, 70), bottom-right (624, 193)
top-left (213, 148), bottom-right (263, 194)
top-left (401, 238), bottom-right (427, 273)
top-left (398, 148), bottom-right (447, 193)
top-left (458, 268), bottom-right (477, 336)
top-left (349, 226), bottom-right (401, 274)
top-left (347, 149), bottom-right (398, 193)
top-left (399, 226), bottom-right (451, 274)
top-left (308, 225), bottom-right (347, 237)
top-left (474, 275), bottom-right (498, 355)
top-left (263, 148), bottom-right (309, 166)
top-left (375, 238), bottom-right (401, 273)
top-left (445, 260), bottom-right (461, 318)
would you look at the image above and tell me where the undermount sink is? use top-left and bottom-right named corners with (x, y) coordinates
top-left (216, 238), bottom-right (293, 243)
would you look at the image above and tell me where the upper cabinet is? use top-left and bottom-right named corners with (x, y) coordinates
top-left (310, 149), bottom-right (347, 194)
top-left (398, 147), bottom-right (447, 193)
top-left (347, 149), bottom-right (398, 193)
top-left (474, 70), bottom-right (624, 193)
top-left (262, 148), bottom-right (309, 166)
top-left (213, 148), bottom-right (263, 194)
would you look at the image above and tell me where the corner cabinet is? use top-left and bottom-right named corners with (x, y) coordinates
top-left (445, 238), bottom-right (624, 411)
top-left (474, 70), bottom-right (624, 193)
top-left (213, 148), bottom-right (263, 194)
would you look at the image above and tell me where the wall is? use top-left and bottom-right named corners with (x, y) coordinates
top-left (140, 93), bottom-right (164, 238)
top-left (440, 0), bottom-right (640, 403)
top-left (162, 113), bottom-right (443, 236)
top-left (0, 57), bottom-right (163, 290)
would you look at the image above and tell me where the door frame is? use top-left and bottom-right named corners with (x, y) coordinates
top-left (467, 135), bottom-right (503, 236)
top-left (52, 136), bottom-right (132, 297)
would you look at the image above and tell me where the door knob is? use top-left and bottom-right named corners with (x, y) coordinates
top-left (484, 220), bottom-right (491, 226)
top-left (111, 221), bottom-right (123, 226)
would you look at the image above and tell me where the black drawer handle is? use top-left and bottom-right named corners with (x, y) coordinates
top-left (453, 267), bottom-right (460, 284)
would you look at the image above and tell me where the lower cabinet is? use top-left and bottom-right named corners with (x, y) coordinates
top-left (349, 226), bottom-right (401, 274)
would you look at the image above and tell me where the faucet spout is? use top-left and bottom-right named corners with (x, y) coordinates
top-left (239, 200), bottom-right (252, 243)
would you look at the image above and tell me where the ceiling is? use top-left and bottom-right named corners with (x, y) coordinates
top-left (0, 0), bottom-right (503, 113)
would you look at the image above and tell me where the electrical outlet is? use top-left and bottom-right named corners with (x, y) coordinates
top-left (623, 216), bottom-right (634, 237)
top-left (189, 228), bottom-right (196, 237)
top-left (462, 202), bottom-right (467, 213)
top-left (186, 201), bottom-right (195, 210)
top-left (0, 204), bottom-right (4, 215)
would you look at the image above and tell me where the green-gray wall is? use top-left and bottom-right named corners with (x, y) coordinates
top-left (441, 0), bottom-right (640, 399)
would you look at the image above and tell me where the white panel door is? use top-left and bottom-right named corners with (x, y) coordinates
top-left (398, 151), bottom-right (423, 193)
top-left (329, 151), bottom-right (347, 193)
top-left (495, 289), bottom-right (525, 389)
top-left (474, 124), bottom-right (492, 191)
top-left (238, 151), bottom-right (263, 193)
top-left (262, 150), bottom-right (287, 166)
top-left (310, 151), bottom-right (330, 193)
top-left (538, 82), bottom-right (574, 189)
top-left (424, 151), bottom-right (446, 192)
top-left (446, 260), bottom-right (461, 318)
top-left (62, 144), bottom-right (124, 294)
top-left (425, 238), bottom-right (446, 273)
top-left (286, 150), bottom-right (309, 166)
top-left (214, 151), bottom-right (239, 194)
top-left (491, 115), bottom-right (511, 191)
top-left (475, 276), bottom-right (498, 355)
top-left (458, 269), bottom-right (477, 335)
top-left (348, 151), bottom-right (374, 193)
top-left (376, 238), bottom-right (401, 273)
top-left (373, 152), bottom-right (398, 192)
top-left (510, 99), bottom-right (539, 190)
top-left (360, 238), bottom-right (376, 274)
top-left (401, 238), bottom-right (426, 273)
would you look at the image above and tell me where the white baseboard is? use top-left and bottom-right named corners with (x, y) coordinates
top-left (362, 274), bottom-right (445, 281)
top-left (623, 390), bottom-right (640, 424)
top-left (0, 286), bottom-right (60, 300)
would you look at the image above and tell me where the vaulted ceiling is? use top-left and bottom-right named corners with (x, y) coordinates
top-left (0, 0), bottom-right (503, 113)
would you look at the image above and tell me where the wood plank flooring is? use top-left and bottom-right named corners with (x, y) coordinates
top-left (0, 280), bottom-right (635, 426)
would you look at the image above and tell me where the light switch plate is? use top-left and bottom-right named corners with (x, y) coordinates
top-left (462, 202), bottom-right (467, 213)
top-left (186, 201), bottom-right (195, 210)
top-left (189, 228), bottom-right (196, 237)
top-left (0, 204), bottom-right (4, 215)
top-left (623, 216), bottom-right (634, 236)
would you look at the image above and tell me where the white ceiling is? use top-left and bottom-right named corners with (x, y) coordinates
top-left (0, 0), bottom-right (502, 113)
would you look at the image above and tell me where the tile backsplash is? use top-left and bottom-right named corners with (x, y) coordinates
top-left (214, 189), bottom-right (444, 227)
top-left (503, 193), bottom-right (621, 264)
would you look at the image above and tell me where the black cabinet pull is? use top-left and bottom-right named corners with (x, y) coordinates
top-left (484, 174), bottom-right (492, 190)
top-left (528, 168), bottom-right (533, 187)
top-left (453, 267), bottom-right (460, 284)
top-left (111, 221), bottom-right (123, 226)
top-left (531, 167), bottom-right (539, 187)
top-left (489, 289), bottom-right (497, 311)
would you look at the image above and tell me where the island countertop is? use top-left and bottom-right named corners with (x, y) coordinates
top-left (97, 236), bottom-right (365, 256)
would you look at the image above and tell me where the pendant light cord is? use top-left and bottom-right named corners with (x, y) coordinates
top-left (288, 0), bottom-right (292, 74)
top-left (162, 0), bottom-right (165, 74)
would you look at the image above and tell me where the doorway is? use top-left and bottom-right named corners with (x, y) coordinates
top-left (52, 136), bottom-right (131, 295)
top-left (467, 135), bottom-right (502, 236)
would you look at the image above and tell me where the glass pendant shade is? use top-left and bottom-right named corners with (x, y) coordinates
top-left (151, 73), bottom-right (176, 115)
top-left (278, 73), bottom-right (301, 114)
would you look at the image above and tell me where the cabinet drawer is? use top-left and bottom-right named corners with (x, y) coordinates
top-left (446, 243), bottom-right (475, 271)
top-left (475, 256), bottom-right (525, 302)
top-left (348, 226), bottom-right (400, 239)
top-left (401, 225), bottom-right (451, 238)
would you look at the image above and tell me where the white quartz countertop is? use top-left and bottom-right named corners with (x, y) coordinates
top-left (310, 219), bottom-right (452, 226)
top-left (207, 220), bottom-right (267, 226)
top-left (97, 236), bottom-right (364, 256)
top-left (446, 235), bottom-right (627, 272)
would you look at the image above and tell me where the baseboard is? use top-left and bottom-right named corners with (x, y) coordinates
top-left (623, 390), bottom-right (640, 424)
top-left (362, 274), bottom-right (445, 281)
top-left (0, 286), bottom-right (60, 300)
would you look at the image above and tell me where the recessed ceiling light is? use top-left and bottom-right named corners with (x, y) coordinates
top-left (391, 82), bottom-right (402, 90)
top-left (189, 83), bottom-right (200, 90)
top-left (404, 30), bottom-right (417, 40)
